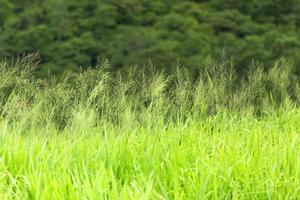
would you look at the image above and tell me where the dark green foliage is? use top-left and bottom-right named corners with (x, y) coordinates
top-left (0, 0), bottom-right (300, 76)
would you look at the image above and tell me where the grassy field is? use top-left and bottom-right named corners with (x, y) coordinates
top-left (0, 56), bottom-right (300, 199)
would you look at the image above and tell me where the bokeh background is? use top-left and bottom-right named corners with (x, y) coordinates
top-left (1, 0), bottom-right (300, 76)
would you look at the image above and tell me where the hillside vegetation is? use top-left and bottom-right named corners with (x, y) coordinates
top-left (1, 0), bottom-right (300, 75)
top-left (0, 57), bottom-right (300, 199)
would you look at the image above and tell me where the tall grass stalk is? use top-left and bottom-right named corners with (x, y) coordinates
top-left (0, 56), bottom-right (299, 199)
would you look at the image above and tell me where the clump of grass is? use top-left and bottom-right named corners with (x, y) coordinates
top-left (0, 55), bottom-right (299, 199)
top-left (0, 56), bottom-right (298, 129)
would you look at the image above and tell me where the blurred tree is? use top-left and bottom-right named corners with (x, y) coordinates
top-left (0, 0), bottom-right (14, 26)
top-left (0, 0), bottom-right (300, 76)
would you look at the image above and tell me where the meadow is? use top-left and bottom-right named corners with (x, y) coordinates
top-left (0, 55), bottom-right (300, 199)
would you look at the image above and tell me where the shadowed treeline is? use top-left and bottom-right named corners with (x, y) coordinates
top-left (1, 0), bottom-right (300, 75)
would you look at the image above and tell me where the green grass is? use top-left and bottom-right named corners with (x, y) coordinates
top-left (0, 56), bottom-right (300, 199)
top-left (1, 111), bottom-right (300, 199)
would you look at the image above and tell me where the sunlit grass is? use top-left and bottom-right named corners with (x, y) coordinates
top-left (1, 111), bottom-right (300, 199)
top-left (0, 56), bottom-right (299, 199)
